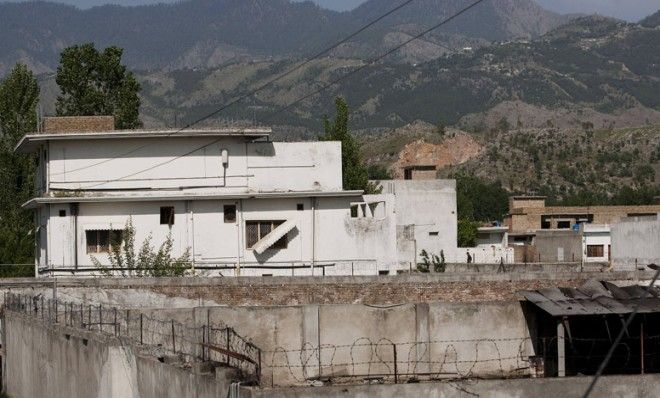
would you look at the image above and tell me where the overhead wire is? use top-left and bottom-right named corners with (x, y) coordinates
top-left (79, 0), bottom-right (489, 189)
top-left (261, 0), bottom-right (488, 122)
top-left (46, 0), bottom-right (418, 178)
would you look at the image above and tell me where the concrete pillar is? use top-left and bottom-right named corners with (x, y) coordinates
top-left (414, 303), bottom-right (430, 375)
top-left (302, 305), bottom-right (320, 378)
top-left (557, 319), bottom-right (565, 377)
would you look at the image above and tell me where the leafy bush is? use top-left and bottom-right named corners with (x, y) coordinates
top-left (418, 249), bottom-right (446, 273)
top-left (91, 219), bottom-right (191, 277)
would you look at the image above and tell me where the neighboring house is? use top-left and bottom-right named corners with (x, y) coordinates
top-left (505, 196), bottom-right (660, 234)
top-left (611, 214), bottom-right (660, 271)
top-left (531, 229), bottom-right (582, 263)
top-left (581, 224), bottom-right (611, 264)
top-left (17, 117), bottom-right (458, 277)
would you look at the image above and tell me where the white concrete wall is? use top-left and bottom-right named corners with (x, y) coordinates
top-left (611, 215), bottom-right (660, 270)
top-left (46, 138), bottom-right (341, 193)
top-left (381, 180), bottom-right (458, 263)
top-left (43, 195), bottom-right (399, 276)
top-left (450, 247), bottom-right (515, 264)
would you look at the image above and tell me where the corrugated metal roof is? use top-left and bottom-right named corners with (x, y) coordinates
top-left (520, 280), bottom-right (660, 316)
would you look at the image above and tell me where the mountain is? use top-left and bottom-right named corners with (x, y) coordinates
top-left (112, 15), bottom-right (659, 134)
top-left (640, 9), bottom-right (660, 28)
top-left (0, 0), bottom-right (569, 74)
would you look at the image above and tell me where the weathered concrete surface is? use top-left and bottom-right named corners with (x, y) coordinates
top-left (240, 374), bottom-right (660, 398)
top-left (0, 270), bottom-right (652, 307)
top-left (190, 301), bottom-right (533, 386)
top-left (3, 312), bottom-right (237, 398)
top-left (612, 215), bottom-right (660, 270)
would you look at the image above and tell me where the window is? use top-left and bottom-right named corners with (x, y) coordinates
top-left (59, 210), bottom-right (66, 217)
top-left (350, 201), bottom-right (386, 219)
top-left (245, 221), bottom-right (287, 250)
top-left (297, 203), bottom-right (304, 211)
top-left (429, 231), bottom-right (439, 236)
top-left (224, 205), bottom-right (237, 223)
top-left (587, 245), bottom-right (604, 258)
top-left (557, 221), bottom-right (571, 229)
top-left (160, 207), bottom-right (175, 225)
top-left (86, 230), bottom-right (123, 254)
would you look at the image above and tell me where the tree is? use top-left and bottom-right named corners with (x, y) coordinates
top-left (321, 97), bottom-right (379, 193)
top-left (0, 64), bottom-right (39, 271)
top-left (55, 43), bottom-right (141, 129)
top-left (457, 219), bottom-right (479, 247)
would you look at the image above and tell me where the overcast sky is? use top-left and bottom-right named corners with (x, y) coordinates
top-left (1, 0), bottom-right (659, 21)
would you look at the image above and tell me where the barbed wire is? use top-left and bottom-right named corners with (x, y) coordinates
top-left (3, 293), bottom-right (262, 383)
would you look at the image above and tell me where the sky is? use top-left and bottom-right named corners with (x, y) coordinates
top-left (1, 0), bottom-right (659, 21)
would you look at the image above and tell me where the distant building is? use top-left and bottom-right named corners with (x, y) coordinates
top-left (581, 224), bottom-right (611, 263)
top-left (17, 117), bottom-right (458, 277)
top-left (403, 165), bottom-right (437, 180)
top-left (505, 196), bottom-right (660, 234)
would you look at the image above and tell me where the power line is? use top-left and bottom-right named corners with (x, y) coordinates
top-left (582, 264), bottom-right (660, 398)
top-left (47, 0), bottom-right (417, 178)
top-left (78, 0), bottom-right (489, 189)
top-left (261, 0), bottom-right (488, 122)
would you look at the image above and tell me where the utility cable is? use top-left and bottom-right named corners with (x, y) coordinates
top-left (46, 0), bottom-right (418, 178)
top-left (261, 0), bottom-right (488, 122)
top-left (79, 0), bottom-right (488, 189)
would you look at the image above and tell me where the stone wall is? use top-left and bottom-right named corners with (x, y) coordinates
top-left (0, 270), bottom-right (648, 308)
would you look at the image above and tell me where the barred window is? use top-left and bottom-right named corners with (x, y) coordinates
top-left (245, 221), bottom-right (287, 250)
top-left (586, 245), bottom-right (604, 258)
top-left (86, 230), bottom-right (123, 254)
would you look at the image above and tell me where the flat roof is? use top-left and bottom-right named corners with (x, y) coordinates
top-left (23, 190), bottom-right (364, 209)
top-left (15, 128), bottom-right (272, 153)
top-left (477, 226), bottom-right (509, 233)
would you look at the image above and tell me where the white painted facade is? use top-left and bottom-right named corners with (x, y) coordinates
top-left (581, 224), bottom-right (611, 264)
top-left (17, 127), bottom-right (458, 277)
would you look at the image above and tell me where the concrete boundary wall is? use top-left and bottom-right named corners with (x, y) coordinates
top-left (186, 301), bottom-right (534, 386)
top-left (240, 373), bottom-right (660, 398)
top-left (0, 270), bottom-right (652, 307)
top-left (2, 312), bottom-right (237, 398)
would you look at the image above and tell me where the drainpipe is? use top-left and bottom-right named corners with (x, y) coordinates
top-left (71, 203), bottom-right (79, 269)
top-left (237, 200), bottom-right (243, 276)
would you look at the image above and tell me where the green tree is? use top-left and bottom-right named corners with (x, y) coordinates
top-left (457, 219), bottom-right (479, 247)
top-left (321, 97), bottom-right (378, 193)
top-left (454, 173), bottom-right (509, 221)
top-left (0, 63), bottom-right (40, 272)
top-left (55, 43), bottom-right (141, 129)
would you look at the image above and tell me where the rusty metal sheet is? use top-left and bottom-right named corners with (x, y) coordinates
top-left (601, 282), bottom-right (631, 301)
top-left (520, 291), bottom-right (572, 317)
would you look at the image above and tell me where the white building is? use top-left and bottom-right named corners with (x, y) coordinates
top-left (16, 117), bottom-right (458, 277)
top-left (581, 224), bottom-right (611, 264)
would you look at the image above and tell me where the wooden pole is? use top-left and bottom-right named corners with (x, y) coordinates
top-left (641, 320), bottom-right (645, 375)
